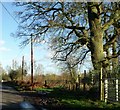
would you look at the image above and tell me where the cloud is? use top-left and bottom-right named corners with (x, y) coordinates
top-left (0, 39), bottom-right (11, 52)
top-left (45, 50), bottom-right (55, 59)
top-left (0, 40), bottom-right (5, 46)
top-left (0, 47), bottom-right (11, 52)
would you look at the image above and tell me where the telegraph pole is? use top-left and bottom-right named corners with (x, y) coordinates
top-left (31, 34), bottom-right (34, 85)
top-left (22, 56), bottom-right (24, 81)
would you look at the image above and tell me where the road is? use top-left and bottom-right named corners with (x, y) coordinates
top-left (0, 82), bottom-right (37, 110)
top-left (0, 82), bottom-right (24, 109)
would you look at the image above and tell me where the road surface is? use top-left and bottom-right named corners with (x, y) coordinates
top-left (0, 82), bottom-right (38, 110)
top-left (0, 82), bottom-right (24, 109)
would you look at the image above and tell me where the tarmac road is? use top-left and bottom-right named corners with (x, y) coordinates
top-left (0, 82), bottom-right (37, 110)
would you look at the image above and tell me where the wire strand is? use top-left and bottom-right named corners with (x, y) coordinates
top-left (0, 1), bottom-right (26, 62)
top-left (0, 1), bottom-right (19, 25)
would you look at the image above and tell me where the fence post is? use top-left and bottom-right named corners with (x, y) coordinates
top-left (91, 73), bottom-right (94, 86)
top-left (104, 79), bottom-right (108, 103)
top-left (78, 74), bottom-right (81, 89)
top-left (83, 70), bottom-right (86, 91)
top-left (100, 67), bottom-right (104, 101)
top-left (75, 75), bottom-right (80, 90)
top-left (44, 80), bottom-right (47, 87)
top-left (116, 79), bottom-right (118, 101)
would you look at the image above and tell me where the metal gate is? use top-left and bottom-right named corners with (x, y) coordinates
top-left (104, 78), bottom-right (120, 102)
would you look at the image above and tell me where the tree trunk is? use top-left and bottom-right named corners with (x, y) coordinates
top-left (88, 2), bottom-right (104, 101)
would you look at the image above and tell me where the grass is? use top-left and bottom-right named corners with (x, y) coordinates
top-left (7, 81), bottom-right (120, 109)
top-left (29, 86), bottom-right (120, 109)
top-left (45, 87), bottom-right (120, 109)
top-left (34, 86), bottom-right (65, 92)
top-left (60, 99), bottom-right (120, 109)
top-left (34, 87), bottom-right (53, 92)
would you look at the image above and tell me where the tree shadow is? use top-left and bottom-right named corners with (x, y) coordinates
top-left (1, 102), bottom-right (21, 110)
top-left (42, 88), bottom-right (120, 110)
top-left (48, 87), bottom-right (99, 101)
top-left (2, 81), bottom-right (120, 110)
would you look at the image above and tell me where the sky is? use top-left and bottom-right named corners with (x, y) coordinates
top-left (0, 2), bottom-right (62, 74)
top-left (0, 1), bottom-right (93, 75)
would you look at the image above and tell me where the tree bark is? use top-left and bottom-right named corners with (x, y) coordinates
top-left (88, 2), bottom-right (104, 101)
top-left (88, 2), bottom-right (104, 69)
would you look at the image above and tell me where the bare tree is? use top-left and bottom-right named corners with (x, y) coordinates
top-left (14, 2), bottom-right (120, 100)
top-left (14, 2), bottom-right (119, 68)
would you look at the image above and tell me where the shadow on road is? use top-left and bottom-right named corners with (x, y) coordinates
top-left (2, 102), bottom-right (21, 110)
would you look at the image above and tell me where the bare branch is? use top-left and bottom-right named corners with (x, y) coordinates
top-left (103, 34), bottom-right (117, 51)
top-left (102, 10), bottom-right (120, 31)
top-left (106, 50), bottom-right (120, 60)
top-left (65, 26), bottom-right (85, 30)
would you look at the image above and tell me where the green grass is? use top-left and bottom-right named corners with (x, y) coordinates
top-left (34, 87), bottom-right (54, 92)
top-left (45, 87), bottom-right (120, 109)
top-left (58, 99), bottom-right (120, 109)
top-left (9, 81), bottom-right (120, 109)
top-left (34, 86), bottom-right (64, 92)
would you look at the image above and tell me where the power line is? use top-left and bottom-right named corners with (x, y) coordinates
top-left (0, 2), bottom-right (32, 39)
top-left (0, 2), bottom-right (28, 60)
top-left (14, 47), bottom-right (25, 60)
top-left (0, 1), bottom-right (19, 24)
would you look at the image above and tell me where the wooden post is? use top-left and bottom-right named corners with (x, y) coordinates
top-left (116, 79), bottom-right (118, 101)
top-left (91, 72), bottom-right (94, 86)
top-left (100, 67), bottom-right (104, 101)
top-left (44, 80), bottom-right (47, 87)
top-left (78, 74), bottom-right (81, 89)
top-left (65, 80), bottom-right (68, 88)
top-left (31, 34), bottom-right (34, 88)
top-left (22, 56), bottom-right (24, 81)
top-left (104, 79), bottom-right (108, 103)
top-left (75, 75), bottom-right (79, 90)
top-left (83, 70), bottom-right (86, 91)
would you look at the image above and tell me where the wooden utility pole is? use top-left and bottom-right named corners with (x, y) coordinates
top-left (22, 56), bottom-right (24, 81)
top-left (31, 34), bottom-right (34, 85)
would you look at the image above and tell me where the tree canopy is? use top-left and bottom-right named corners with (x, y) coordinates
top-left (14, 2), bottom-right (120, 71)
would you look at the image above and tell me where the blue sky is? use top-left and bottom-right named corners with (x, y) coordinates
top-left (0, 2), bottom-right (61, 74)
top-left (0, 2), bottom-right (93, 75)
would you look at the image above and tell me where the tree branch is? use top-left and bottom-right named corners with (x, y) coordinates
top-left (103, 34), bottom-right (117, 51)
top-left (65, 26), bottom-right (85, 30)
top-left (72, 50), bottom-right (90, 67)
top-left (106, 50), bottom-right (120, 60)
top-left (102, 10), bottom-right (120, 31)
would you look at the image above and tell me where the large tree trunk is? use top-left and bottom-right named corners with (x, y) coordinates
top-left (88, 2), bottom-right (104, 69)
top-left (90, 37), bottom-right (104, 69)
top-left (88, 2), bottom-right (104, 101)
